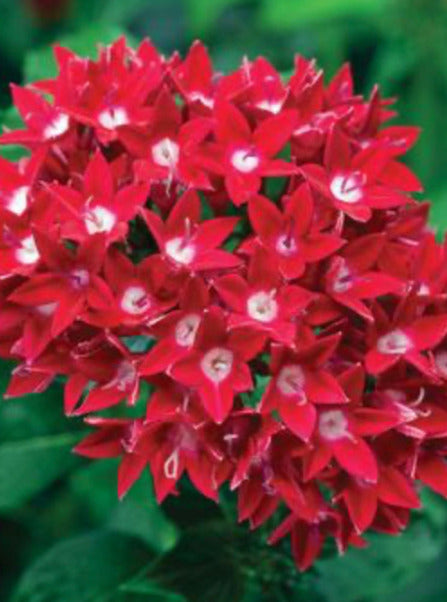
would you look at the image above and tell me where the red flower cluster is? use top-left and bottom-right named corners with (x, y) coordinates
top-left (1, 37), bottom-right (447, 571)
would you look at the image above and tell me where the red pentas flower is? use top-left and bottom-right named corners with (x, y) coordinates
top-left (244, 183), bottom-right (345, 280)
top-left (141, 188), bottom-right (240, 272)
top-left (300, 124), bottom-right (422, 222)
top-left (8, 232), bottom-right (108, 337)
top-left (365, 299), bottom-right (447, 377)
top-left (215, 246), bottom-right (313, 344)
top-left (0, 85), bottom-right (72, 148)
top-left (260, 333), bottom-right (348, 442)
top-left (139, 276), bottom-right (209, 376)
top-left (47, 150), bottom-right (149, 244)
top-left (324, 233), bottom-right (402, 322)
top-left (36, 39), bottom-right (165, 145)
top-left (124, 88), bottom-right (213, 192)
top-left (169, 307), bottom-right (266, 423)
top-left (2, 37), bottom-right (447, 573)
top-left (197, 100), bottom-right (297, 205)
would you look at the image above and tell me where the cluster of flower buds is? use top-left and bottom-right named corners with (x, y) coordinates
top-left (2, 37), bottom-right (447, 571)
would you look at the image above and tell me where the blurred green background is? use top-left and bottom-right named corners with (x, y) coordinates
top-left (1, 1), bottom-right (447, 601)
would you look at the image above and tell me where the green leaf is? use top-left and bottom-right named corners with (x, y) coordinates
top-left (240, 374), bottom-right (270, 408)
top-left (0, 432), bottom-right (80, 512)
top-left (259, 0), bottom-right (389, 30)
top-left (70, 461), bottom-right (178, 552)
top-left (69, 0), bottom-right (150, 28)
top-left (121, 570), bottom-right (186, 602)
top-left (161, 479), bottom-right (224, 529)
top-left (24, 24), bottom-right (135, 83)
top-left (428, 186), bottom-right (447, 237)
top-left (184, 0), bottom-right (242, 34)
top-left (12, 531), bottom-right (152, 602)
top-left (0, 362), bottom-right (81, 511)
top-left (315, 512), bottom-right (447, 602)
top-left (0, 107), bottom-right (28, 161)
top-left (145, 522), bottom-right (246, 602)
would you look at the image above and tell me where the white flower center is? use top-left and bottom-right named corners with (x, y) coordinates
top-left (377, 329), bottom-right (413, 355)
top-left (84, 205), bottom-right (117, 234)
top-left (97, 106), bottom-right (129, 130)
top-left (318, 410), bottom-right (349, 441)
top-left (16, 235), bottom-right (39, 265)
top-left (418, 282), bottom-right (430, 296)
top-left (330, 171), bottom-right (365, 204)
top-left (69, 269), bottom-right (90, 289)
top-left (43, 113), bottom-right (70, 140)
top-left (331, 263), bottom-right (353, 293)
top-left (36, 302), bottom-right (57, 317)
top-left (231, 149), bottom-right (260, 173)
top-left (109, 361), bottom-right (137, 392)
top-left (435, 351), bottom-right (447, 377)
top-left (165, 237), bottom-right (195, 265)
top-left (277, 364), bottom-right (306, 398)
top-left (256, 99), bottom-right (283, 114)
top-left (189, 92), bottom-right (214, 108)
top-left (163, 448), bottom-right (180, 479)
top-left (275, 233), bottom-right (297, 256)
top-left (247, 290), bottom-right (278, 323)
top-left (120, 286), bottom-right (151, 315)
top-left (162, 424), bottom-right (198, 479)
top-left (175, 313), bottom-right (201, 347)
top-left (201, 347), bottom-right (233, 383)
top-left (152, 138), bottom-right (179, 168)
top-left (7, 186), bottom-right (30, 215)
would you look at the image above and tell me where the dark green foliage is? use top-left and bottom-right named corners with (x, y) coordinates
top-left (11, 532), bottom-right (153, 602)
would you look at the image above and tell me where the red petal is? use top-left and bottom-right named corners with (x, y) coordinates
top-left (229, 327), bottom-right (267, 361)
top-left (280, 401), bottom-right (316, 442)
top-left (286, 183), bottom-right (314, 235)
top-left (187, 454), bottom-right (219, 501)
top-left (365, 348), bottom-right (400, 375)
top-left (118, 454), bottom-right (147, 499)
top-left (343, 481), bottom-right (377, 533)
top-left (215, 100), bottom-right (251, 144)
top-left (170, 353), bottom-right (203, 386)
top-left (238, 479), bottom-right (264, 522)
top-left (378, 466), bottom-right (420, 509)
top-left (417, 454), bottom-right (447, 497)
top-left (248, 194), bottom-right (282, 242)
top-left (74, 428), bottom-right (124, 459)
top-left (74, 387), bottom-right (124, 415)
top-left (193, 249), bottom-right (241, 271)
top-left (409, 315), bottom-right (447, 350)
top-left (379, 160), bottom-right (423, 193)
top-left (350, 272), bottom-right (401, 298)
top-left (332, 437), bottom-right (378, 482)
top-left (302, 444), bottom-right (332, 481)
top-left (305, 370), bottom-right (348, 404)
top-left (64, 373), bottom-right (88, 415)
top-left (225, 172), bottom-right (261, 206)
top-left (84, 150), bottom-right (113, 201)
top-left (253, 110), bottom-right (297, 157)
top-left (139, 338), bottom-right (183, 376)
top-left (167, 189), bottom-right (201, 233)
top-left (261, 159), bottom-right (297, 177)
top-left (52, 294), bottom-right (85, 337)
top-left (214, 274), bottom-right (248, 312)
top-left (199, 381), bottom-right (234, 423)
top-left (195, 216), bottom-right (239, 249)
top-left (353, 408), bottom-right (402, 436)
top-left (140, 209), bottom-right (165, 249)
top-left (291, 521), bottom-right (324, 572)
top-left (324, 124), bottom-right (351, 171)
